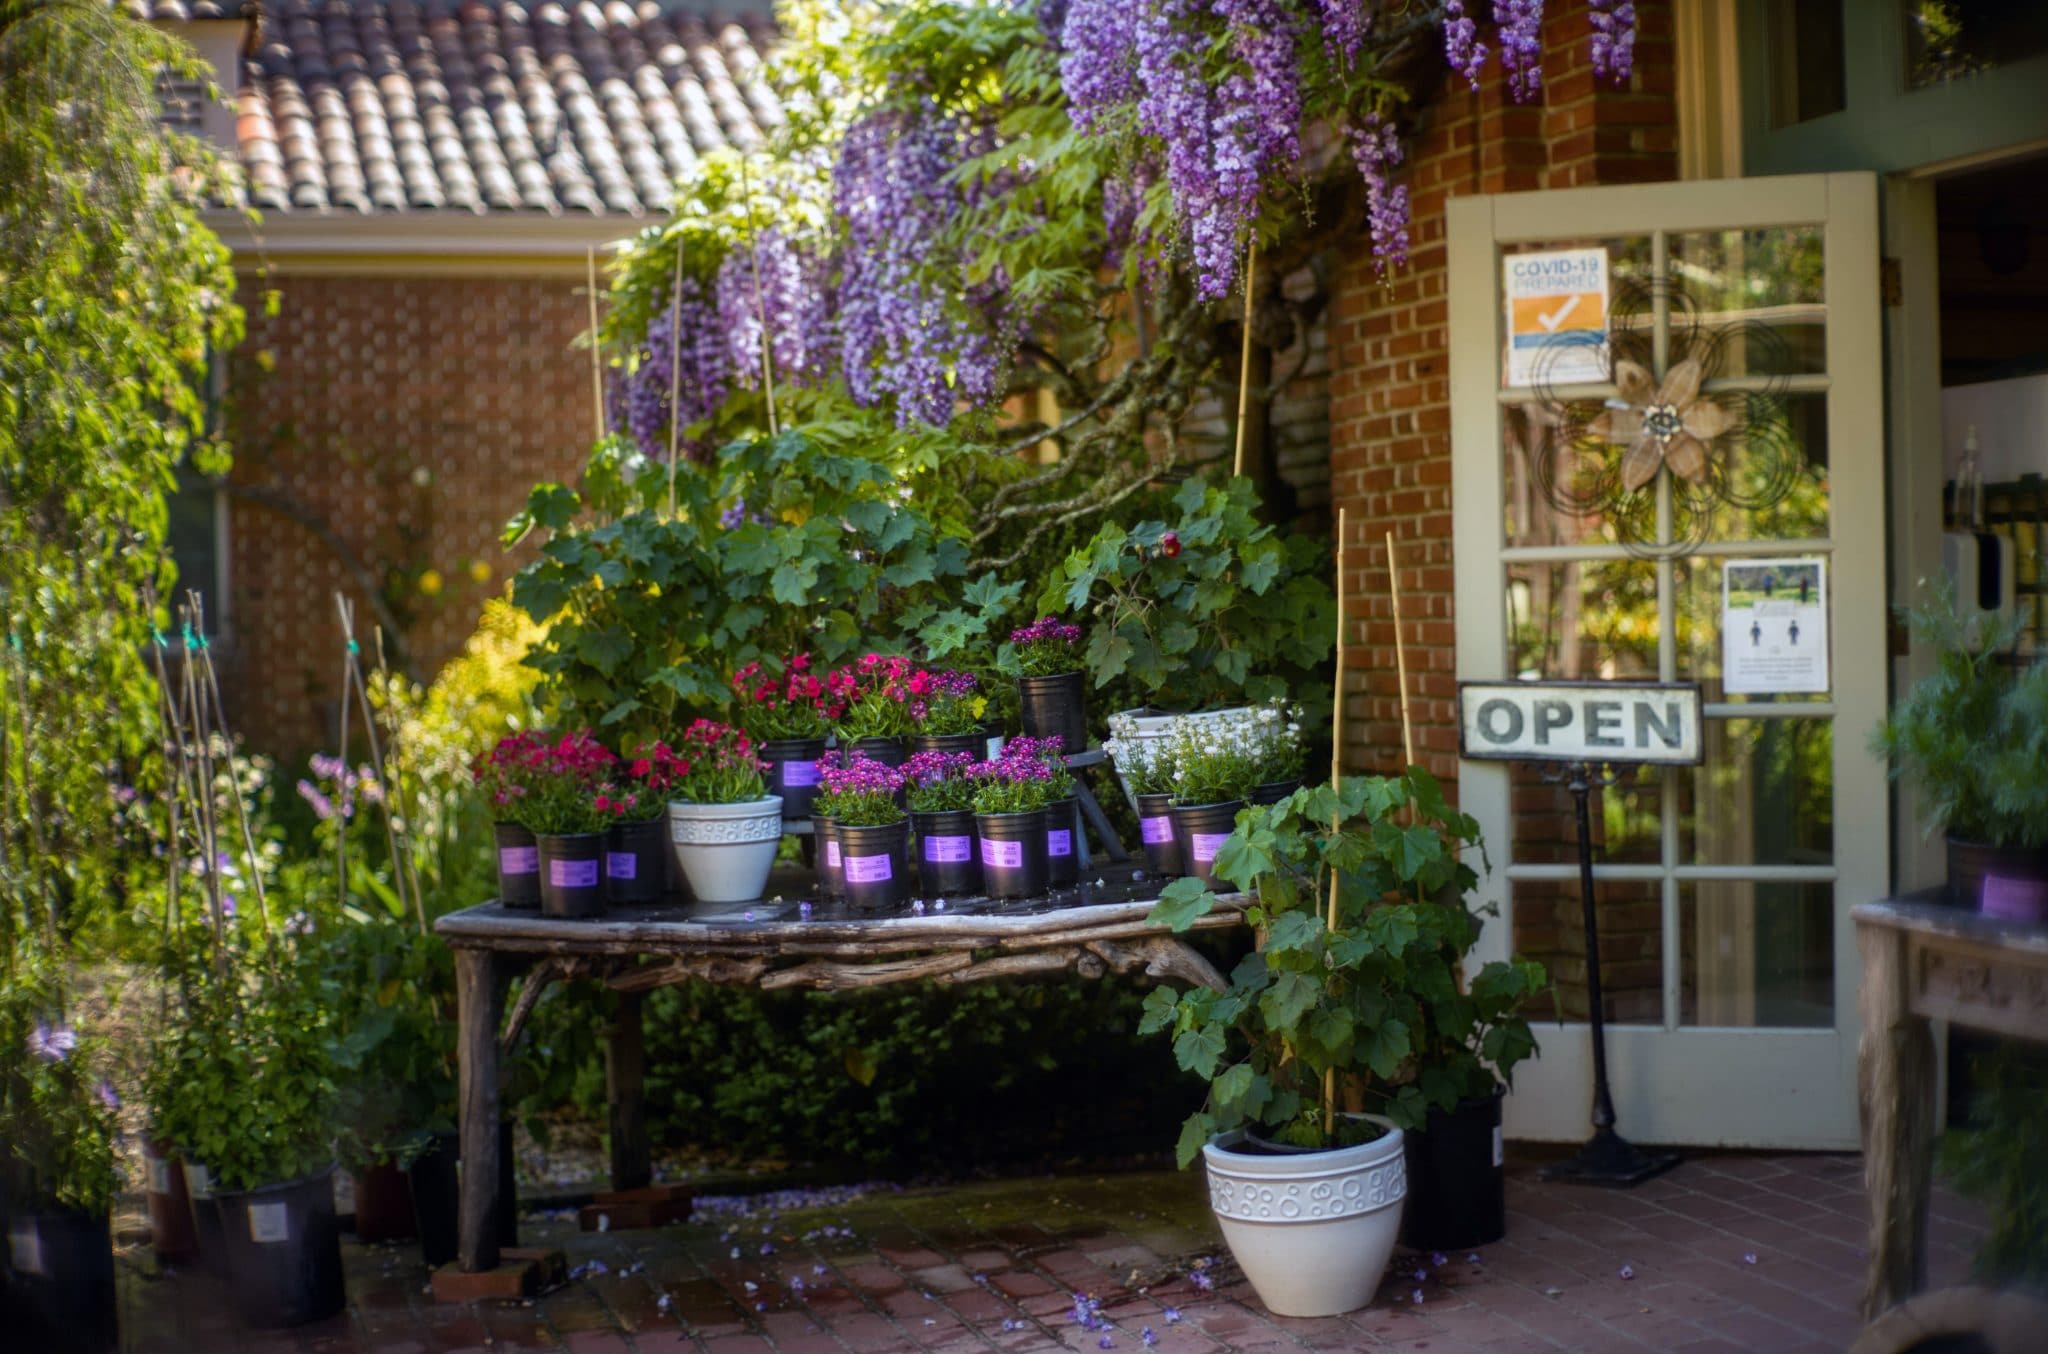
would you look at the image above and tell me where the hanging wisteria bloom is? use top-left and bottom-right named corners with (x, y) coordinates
top-left (1496, 0), bottom-right (1545, 101)
top-left (1314, 0), bottom-right (1370, 67)
top-left (1349, 114), bottom-right (1411, 274)
top-left (1442, 0), bottom-right (1488, 88)
top-left (716, 228), bottom-right (829, 392)
top-left (1059, 0), bottom-right (1138, 132)
top-left (28, 1020), bottom-right (76, 1063)
top-left (618, 275), bottom-right (731, 462)
top-left (1589, 0), bottom-right (1637, 80)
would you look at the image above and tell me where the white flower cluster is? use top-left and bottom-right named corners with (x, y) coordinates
top-left (1107, 700), bottom-right (1306, 804)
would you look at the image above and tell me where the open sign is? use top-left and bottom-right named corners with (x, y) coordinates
top-left (1458, 681), bottom-right (1703, 766)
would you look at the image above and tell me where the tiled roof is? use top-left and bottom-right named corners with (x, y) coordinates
top-left (125, 0), bottom-right (254, 18)
top-left (157, 1), bottom-right (784, 215)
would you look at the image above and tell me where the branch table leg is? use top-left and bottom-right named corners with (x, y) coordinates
top-left (607, 990), bottom-right (650, 1191)
top-left (1859, 919), bottom-right (1934, 1319)
top-left (456, 947), bottom-right (510, 1272)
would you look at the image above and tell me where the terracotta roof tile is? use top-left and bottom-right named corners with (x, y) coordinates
top-left (188, 0), bottom-right (780, 215)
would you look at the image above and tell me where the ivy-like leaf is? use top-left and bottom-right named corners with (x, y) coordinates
top-left (1258, 970), bottom-right (1321, 1033)
top-left (1173, 1025), bottom-right (1226, 1080)
top-left (1147, 876), bottom-right (1216, 932)
top-left (1137, 986), bottom-right (1179, 1036)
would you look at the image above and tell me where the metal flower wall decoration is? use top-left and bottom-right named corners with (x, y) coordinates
top-left (1529, 273), bottom-right (1810, 557)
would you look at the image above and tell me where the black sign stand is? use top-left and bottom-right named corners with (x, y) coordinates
top-left (1536, 760), bottom-right (1681, 1188)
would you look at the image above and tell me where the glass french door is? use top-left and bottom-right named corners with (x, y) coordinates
top-left (1448, 174), bottom-right (1886, 1148)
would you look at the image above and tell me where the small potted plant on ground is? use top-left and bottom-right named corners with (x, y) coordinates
top-left (665, 719), bottom-right (780, 905)
top-left (1164, 715), bottom-right (1260, 886)
top-left (830, 654), bottom-right (916, 766)
top-left (472, 730), bottom-right (546, 907)
top-left (908, 668), bottom-right (989, 760)
top-left (732, 655), bottom-right (832, 822)
top-left (1106, 712), bottom-right (1181, 876)
top-left (1874, 583), bottom-right (2048, 919)
top-left (904, 749), bottom-right (982, 895)
top-left (1141, 769), bottom-right (1545, 1316)
top-left (600, 743), bottom-right (678, 905)
top-left (815, 754), bottom-right (910, 911)
top-left (504, 731), bottom-right (616, 919)
top-left (1007, 617), bottom-right (1089, 753)
top-left (969, 745), bottom-right (1061, 900)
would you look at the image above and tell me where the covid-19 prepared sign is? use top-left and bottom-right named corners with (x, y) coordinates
top-left (1503, 247), bottom-right (1610, 388)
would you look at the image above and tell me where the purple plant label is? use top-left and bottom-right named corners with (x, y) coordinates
top-left (1981, 874), bottom-right (2048, 921)
top-left (8, 1223), bottom-right (44, 1277)
top-left (1191, 832), bottom-right (1230, 863)
top-left (825, 840), bottom-right (842, 868)
top-left (845, 853), bottom-right (893, 884)
top-left (499, 845), bottom-right (539, 875)
top-left (550, 857), bottom-right (599, 889)
top-left (981, 838), bottom-right (1024, 870)
top-left (923, 835), bottom-right (973, 864)
top-left (781, 760), bottom-right (821, 788)
top-left (1047, 828), bottom-right (1073, 857)
top-left (605, 852), bottom-right (637, 881)
top-left (1141, 816), bottom-right (1174, 845)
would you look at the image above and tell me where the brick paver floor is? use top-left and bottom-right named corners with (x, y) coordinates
top-left (115, 1146), bottom-right (1986, 1353)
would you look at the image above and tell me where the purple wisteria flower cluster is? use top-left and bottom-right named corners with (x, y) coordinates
top-left (717, 228), bottom-right (830, 395)
top-left (1442, 0), bottom-right (1489, 88)
top-left (1349, 113), bottom-right (1410, 275)
top-left (1496, 0), bottom-right (1544, 102)
top-left (613, 274), bottom-right (729, 463)
top-left (1589, 0), bottom-right (1637, 81)
top-left (28, 1019), bottom-right (76, 1063)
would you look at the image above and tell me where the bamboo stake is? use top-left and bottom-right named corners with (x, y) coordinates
top-left (175, 607), bottom-right (226, 974)
top-left (188, 593), bottom-right (272, 954)
top-left (586, 246), bottom-right (606, 445)
top-left (666, 237), bottom-right (685, 519)
top-left (371, 624), bottom-right (427, 929)
top-left (1323, 506), bottom-right (1348, 1139)
top-left (1386, 531), bottom-right (1416, 770)
top-left (1232, 238), bottom-right (1257, 478)
top-left (335, 594), bottom-right (427, 934)
top-left (334, 594), bottom-right (352, 911)
top-left (737, 155), bottom-right (781, 436)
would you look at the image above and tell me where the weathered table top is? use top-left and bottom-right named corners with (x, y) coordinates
top-left (1851, 894), bottom-right (2048, 954)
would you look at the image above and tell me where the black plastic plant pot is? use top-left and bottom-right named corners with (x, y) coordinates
top-left (762, 737), bottom-right (829, 822)
top-left (908, 732), bottom-right (985, 760)
top-left (974, 808), bottom-right (1051, 900)
top-left (911, 809), bottom-right (982, 896)
top-left (1044, 796), bottom-right (1080, 888)
top-left (815, 816), bottom-right (845, 901)
top-left (847, 736), bottom-right (906, 767)
top-left (1248, 778), bottom-right (1303, 807)
top-left (2, 1206), bottom-right (117, 1354)
top-left (1169, 800), bottom-right (1244, 887)
top-left (837, 820), bottom-right (910, 911)
top-left (604, 817), bottom-right (665, 906)
top-left (1400, 1087), bottom-right (1506, 1251)
top-left (143, 1138), bottom-right (198, 1264)
top-left (537, 832), bottom-right (606, 919)
top-left (181, 1161), bottom-right (227, 1278)
top-left (407, 1122), bottom-right (515, 1270)
top-left (1135, 792), bottom-right (1183, 877)
top-left (493, 821), bottom-right (542, 908)
top-left (1017, 671), bottom-right (1088, 754)
top-left (213, 1167), bottom-right (346, 1329)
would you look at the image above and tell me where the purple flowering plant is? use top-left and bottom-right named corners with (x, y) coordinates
top-left (913, 668), bottom-right (988, 736)
top-left (1, 952), bottom-right (120, 1213)
top-left (815, 753), bottom-right (908, 827)
top-left (1008, 618), bottom-right (1085, 678)
top-left (903, 750), bottom-right (979, 814)
top-left (968, 747), bottom-right (1061, 816)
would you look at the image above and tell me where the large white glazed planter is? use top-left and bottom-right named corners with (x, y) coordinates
top-left (667, 796), bottom-right (783, 904)
top-left (1201, 1115), bottom-right (1407, 1317)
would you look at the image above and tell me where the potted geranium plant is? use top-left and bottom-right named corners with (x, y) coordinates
top-left (1007, 617), bottom-right (1088, 753)
top-left (830, 654), bottom-right (916, 766)
top-left (907, 668), bottom-right (988, 760)
top-left (472, 730), bottom-right (546, 907)
top-left (1105, 712), bottom-right (1181, 877)
top-left (1163, 713), bottom-right (1260, 885)
top-left (502, 731), bottom-right (615, 919)
top-left (731, 655), bottom-right (832, 822)
top-left (814, 754), bottom-right (910, 911)
top-left (903, 749), bottom-right (981, 895)
top-left (969, 744), bottom-right (1060, 900)
top-left (1874, 583), bottom-right (2048, 920)
top-left (664, 719), bottom-right (780, 905)
top-left (600, 742), bottom-right (679, 905)
top-left (1141, 770), bottom-right (1545, 1315)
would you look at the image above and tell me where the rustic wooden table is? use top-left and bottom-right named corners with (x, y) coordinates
top-left (1853, 894), bottom-right (2048, 1320)
top-left (434, 869), bottom-right (1241, 1273)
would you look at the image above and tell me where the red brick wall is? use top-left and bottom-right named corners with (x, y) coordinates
top-left (1330, 0), bottom-right (1678, 783)
top-left (220, 272), bottom-right (593, 755)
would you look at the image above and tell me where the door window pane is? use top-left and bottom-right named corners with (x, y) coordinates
top-left (1680, 881), bottom-right (1834, 1027)
top-left (1509, 763), bottom-right (1664, 867)
top-left (1512, 878), bottom-right (1663, 1025)
top-left (1507, 559), bottom-right (1660, 681)
top-left (1667, 228), bottom-right (1827, 376)
top-left (1765, 2), bottom-right (1847, 127)
top-left (1681, 718), bottom-right (1834, 864)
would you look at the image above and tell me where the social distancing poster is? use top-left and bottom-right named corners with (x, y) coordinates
top-left (1721, 557), bottom-right (1829, 695)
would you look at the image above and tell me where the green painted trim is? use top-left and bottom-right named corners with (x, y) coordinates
top-left (1740, 0), bottom-right (2048, 176)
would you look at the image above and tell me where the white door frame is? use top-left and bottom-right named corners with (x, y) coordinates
top-left (1449, 172), bottom-right (1888, 1149)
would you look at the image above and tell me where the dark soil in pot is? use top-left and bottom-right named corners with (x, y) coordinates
top-left (213, 1166), bottom-right (346, 1328)
top-left (912, 809), bottom-right (981, 896)
top-left (1171, 801), bottom-right (1245, 887)
top-left (2, 1205), bottom-right (117, 1353)
top-left (494, 821), bottom-right (541, 908)
top-left (538, 832), bottom-right (606, 919)
top-left (762, 737), bottom-right (828, 822)
top-left (1044, 796), bottom-right (1079, 888)
top-left (604, 817), bottom-right (665, 905)
top-left (838, 821), bottom-right (910, 911)
top-left (1400, 1088), bottom-right (1506, 1251)
top-left (975, 808), bottom-right (1050, 900)
top-left (1136, 792), bottom-right (1182, 877)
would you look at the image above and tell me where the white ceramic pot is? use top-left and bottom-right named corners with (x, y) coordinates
top-left (1202, 1115), bottom-right (1406, 1318)
top-left (667, 796), bottom-right (784, 904)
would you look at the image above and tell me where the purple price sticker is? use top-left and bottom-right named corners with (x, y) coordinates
top-left (1982, 874), bottom-right (2048, 921)
top-left (923, 835), bottom-right (973, 864)
top-left (550, 857), bottom-right (599, 888)
top-left (1191, 832), bottom-right (1230, 863)
top-left (845, 853), bottom-right (894, 884)
top-left (825, 840), bottom-right (842, 868)
top-left (981, 838), bottom-right (1024, 870)
top-left (605, 852), bottom-right (637, 881)
top-left (1140, 816), bottom-right (1174, 845)
top-left (499, 845), bottom-right (539, 875)
top-left (781, 760), bottom-right (821, 788)
top-left (1047, 828), bottom-right (1073, 858)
